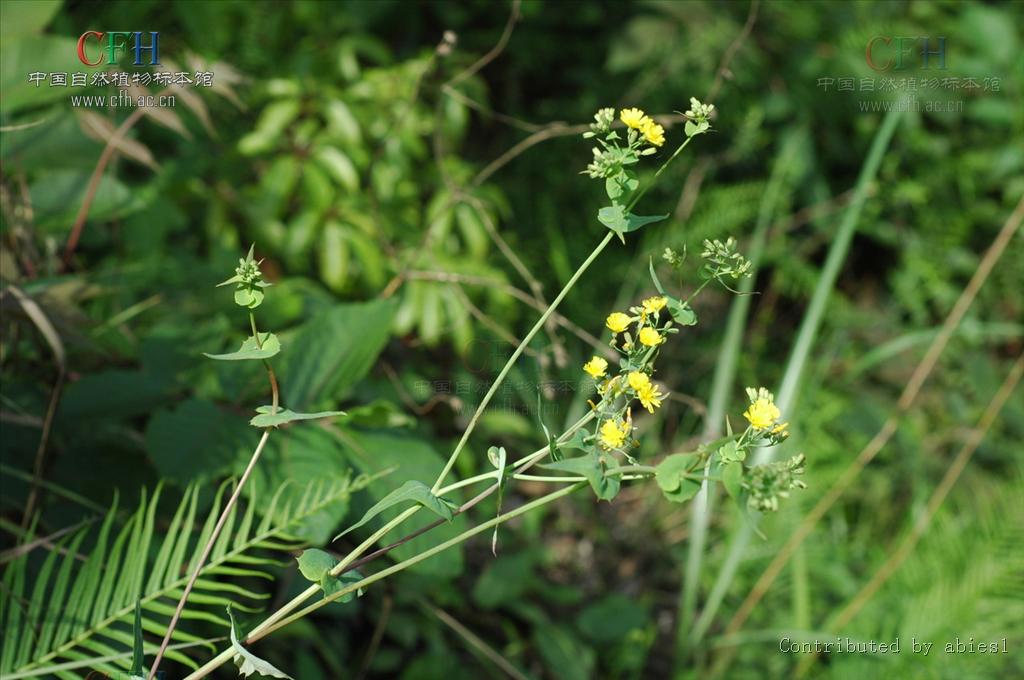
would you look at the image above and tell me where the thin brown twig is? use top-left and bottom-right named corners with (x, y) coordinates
top-left (713, 194), bottom-right (1024, 672)
top-left (446, 0), bottom-right (521, 89)
top-left (149, 325), bottom-right (282, 679)
top-left (61, 106), bottom-right (147, 270)
top-left (4, 286), bottom-right (66, 529)
top-left (426, 602), bottom-right (530, 680)
top-left (705, 0), bottom-right (761, 106)
top-left (404, 270), bottom-right (613, 357)
top-left (356, 594), bottom-right (393, 680)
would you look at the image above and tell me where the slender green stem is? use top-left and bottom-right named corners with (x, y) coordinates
top-left (677, 132), bottom-right (800, 656)
top-left (255, 482), bottom-right (587, 642)
top-left (187, 411), bottom-right (598, 679)
top-left (150, 311), bottom-right (282, 680)
top-left (432, 232), bottom-right (615, 493)
top-left (692, 107), bottom-right (904, 651)
top-left (626, 135), bottom-right (696, 211)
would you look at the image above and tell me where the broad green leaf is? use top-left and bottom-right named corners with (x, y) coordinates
top-left (249, 406), bottom-right (346, 428)
top-left (228, 606), bottom-right (293, 679)
top-left (335, 480), bottom-right (455, 540)
top-left (280, 300), bottom-right (395, 409)
top-left (624, 212), bottom-right (669, 233)
top-left (203, 333), bottom-right (281, 361)
top-left (315, 147), bottom-right (359, 193)
top-left (721, 460), bottom-right (743, 501)
top-left (295, 549), bottom-right (336, 583)
top-left (337, 430), bottom-right (466, 577)
top-left (667, 297), bottom-right (697, 326)
top-left (662, 478), bottom-right (701, 503)
top-left (655, 453), bottom-right (692, 492)
top-left (540, 451), bottom-right (620, 501)
top-left (604, 171), bottom-right (638, 202)
top-left (598, 205), bottom-right (669, 241)
top-left (597, 205), bottom-right (627, 236)
top-left (146, 399), bottom-right (256, 485)
top-left (320, 570), bottom-right (364, 602)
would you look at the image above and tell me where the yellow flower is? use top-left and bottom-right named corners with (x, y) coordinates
top-left (606, 312), bottom-right (631, 333)
top-left (641, 118), bottom-right (665, 147)
top-left (619, 107), bottom-right (648, 130)
top-left (583, 356), bottom-right (608, 379)
top-left (638, 327), bottom-right (663, 346)
top-left (627, 371), bottom-right (650, 392)
top-left (744, 395), bottom-right (782, 430)
top-left (636, 382), bottom-right (665, 414)
top-left (642, 296), bottom-right (668, 315)
top-left (599, 419), bottom-right (631, 449)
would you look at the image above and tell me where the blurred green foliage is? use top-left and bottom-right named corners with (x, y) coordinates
top-left (1, 0), bottom-right (1022, 678)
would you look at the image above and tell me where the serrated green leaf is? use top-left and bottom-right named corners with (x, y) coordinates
top-left (228, 606), bottom-right (293, 679)
top-left (203, 333), bottom-right (281, 361)
top-left (249, 406), bottom-right (346, 428)
top-left (334, 480), bottom-right (455, 540)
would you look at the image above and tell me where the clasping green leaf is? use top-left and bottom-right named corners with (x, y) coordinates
top-left (334, 480), bottom-right (456, 540)
top-left (204, 332), bottom-right (281, 361)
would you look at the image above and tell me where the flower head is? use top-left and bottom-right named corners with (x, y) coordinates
top-left (627, 371), bottom-right (651, 392)
top-left (639, 327), bottom-right (663, 347)
top-left (599, 419), bottom-right (631, 449)
top-left (606, 312), bottom-right (632, 334)
top-left (641, 296), bottom-right (668, 315)
top-left (636, 381), bottom-right (665, 413)
top-left (583, 356), bottom-right (608, 379)
top-left (620, 107), bottom-right (648, 130)
top-left (743, 387), bottom-right (782, 430)
top-left (641, 118), bottom-right (665, 147)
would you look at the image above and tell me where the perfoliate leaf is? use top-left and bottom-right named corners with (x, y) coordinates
top-left (721, 461), bottom-right (743, 501)
top-left (320, 570), bottom-right (364, 602)
top-left (295, 550), bottom-right (364, 601)
top-left (560, 429), bottom-right (591, 453)
top-left (655, 453), bottom-right (691, 492)
top-left (203, 333), bottom-right (281, 361)
top-left (597, 205), bottom-right (669, 242)
top-left (296, 549), bottom-right (337, 583)
top-left (249, 406), bottom-right (346, 428)
top-left (228, 606), bottom-right (293, 679)
top-left (666, 297), bottom-right (697, 326)
top-left (334, 480), bottom-right (455, 540)
top-left (623, 212), bottom-right (669, 232)
top-left (234, 287), bottom-right (265, 309)
top-left (540, 451), bottom-right (619, 501)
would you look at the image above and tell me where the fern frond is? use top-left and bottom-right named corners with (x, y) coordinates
top-left (0, 474), bottom-right (365, 679)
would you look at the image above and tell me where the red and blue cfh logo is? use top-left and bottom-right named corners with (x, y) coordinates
top-left (76, 31), bottom-right (160, 66)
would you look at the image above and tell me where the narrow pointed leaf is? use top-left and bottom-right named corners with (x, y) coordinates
top-left (334, 480), bottom-right (454, 540)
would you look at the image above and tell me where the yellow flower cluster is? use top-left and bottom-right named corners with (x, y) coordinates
top-left (628, 371), bottom-right (666, 414)
top-left (619, 107), bottom-right (665, 147)
top-left (742, 387), bottom-right (788, 436)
